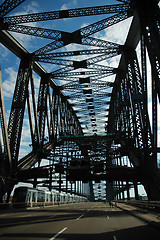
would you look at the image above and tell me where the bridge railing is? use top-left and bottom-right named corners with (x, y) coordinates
top-left (116, 200), bottom-right (160, 212)
top-left (0, 198), bottom-right (84, 210)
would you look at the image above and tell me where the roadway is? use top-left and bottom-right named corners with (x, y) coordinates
top-left (0, 202), bottom-right (160, 240)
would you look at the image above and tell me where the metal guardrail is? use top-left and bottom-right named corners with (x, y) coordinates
top-left (116, 200), bottom-right (160, 212)
top-left (0, 200), bottom-right (79, 210)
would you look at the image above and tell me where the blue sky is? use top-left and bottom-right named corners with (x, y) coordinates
top-left (0, 0), bottom-right (133, 157)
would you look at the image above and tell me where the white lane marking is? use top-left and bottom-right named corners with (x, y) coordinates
top-left (0, 214), bottom-right (32, 218)
top-left (113, 235), bottom-right (117, 240)
top-left (20, 214), bottom-right (32, 218)
top-left (48, 215), bottom-right (56, 219)
top-left (49, 227), bottom-right (67, 240)
top-left (87, 209), bottom-right (91, 212)
top-left (76, 214), bottom-right (84, 220)
top-left (0, 214), bottom-right (8, 217)
top-left (107, 215), bottom-right (109, 219)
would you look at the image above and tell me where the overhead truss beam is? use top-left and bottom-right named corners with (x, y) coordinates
top-left (3, 3), bottom-right (129, 24)
top-left (0, 0), bottom-right (25, 17)
top-left (33, 12), bottom-right (130, 55)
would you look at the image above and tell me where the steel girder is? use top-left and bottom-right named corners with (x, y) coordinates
top-left (35, 48), bottom-right (120, 64)
top-left (55, 70), bottom-right (115, 86)
top-left (3, 3), bottom-right (129, 24)
top-left (0, 0), bottom-right (25, 17)
top-left (0, 69), bottom-right (12, 174)
top-left (61, 80), bottom-right (114, 90)
top-left (124, 48), bottom-right (152, 150)
top-left (139, 2), bottom-right (160, 154)
top-left (106, 0), bottom-right (160, 200)
top-left (116, 0), bottom-right (130, 3)
top-left (37, 75), bottom-right (50, 145)
top-left (52, 69), bottom-right (115, 78)
top-left (7, 68), bottom-right (82, 171)
top-left (107, 49), bottom-right (153, 165)
top-left (35, 46), bottom-right (120, 60)
top-left (0, 0), bottom-right (132, 201)
top-left (0, 57), bottom-right (33, 201)
top-left (7, 57), bottom-right (33, 172)
top-left (32, 12), bottom-right (129, 56)
top-left (1, 0), bottom-right (160, 201)
top-left (35, 75), bottom-right (83, 147)
top-left (34, 54), bottom-right (110, 67)
top-left (0, 56), bottom-right (83, 200)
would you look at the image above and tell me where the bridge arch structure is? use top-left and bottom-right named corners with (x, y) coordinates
top-left (0, 0), bottom-right (160, 202)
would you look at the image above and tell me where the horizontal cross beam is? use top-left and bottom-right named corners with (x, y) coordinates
top-left (3, 3), bottom-right (129, 24)
top-left (0, 0), bottom-right (25, 17)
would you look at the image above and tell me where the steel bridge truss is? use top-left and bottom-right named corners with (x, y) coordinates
top-left (0, 0), bottom-right (160, 201)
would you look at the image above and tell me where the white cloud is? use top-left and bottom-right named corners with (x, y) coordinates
top-left (20, 141), bottom-right (31, 147)
top-left (93, 16), bottom-right (133, 45)
top-left (148, 101), bottom-right (152, 127)
top-left (8, 1), bottom-right (39, 17)
top-left (8, 1), bottom-right (40, 50)
top-left (19, 147), bottom-right (30, 159)
top-left (2, 67), bottom-right (17, 98)
top-left (61, 0), bottom-right (77, 10)
top-left (21, 129), bottom-right (30, 142)
top-left (0, 44), bottom-right (10, 61)
top-left (23, 1), bottom-right (39, 13)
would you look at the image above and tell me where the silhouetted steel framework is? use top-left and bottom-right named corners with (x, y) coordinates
top-left (0, 0), bottom-right (160, 201)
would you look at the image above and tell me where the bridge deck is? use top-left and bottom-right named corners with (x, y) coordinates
top-left (0, 202), bottom-right (160, 239)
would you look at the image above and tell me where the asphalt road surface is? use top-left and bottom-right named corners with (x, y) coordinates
top-left (0, 202), bottom-right (160, 240)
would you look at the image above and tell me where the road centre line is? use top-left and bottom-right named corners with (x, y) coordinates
top-left (0, 213), bottom-right (32, 218)
top-left (0, 214), bottom-right (9, 217)
top-left (48, 215), bottom-right (56, 219)
top-left (76, 214), bottom-right (84, 220)
top-left (20, 214), bottom-right (32, 218)
top-left (49, 227), bottom-right (67, 240)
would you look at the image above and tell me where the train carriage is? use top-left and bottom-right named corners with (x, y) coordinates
top-left (12, 186), bottom-right (87, 207)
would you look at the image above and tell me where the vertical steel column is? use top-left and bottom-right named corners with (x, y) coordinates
top-left (48, 86), bottom-right (55, 141)
top-left (152, 70), bottom-right (157, 162)
top-left (59, 96), bottom-right (66, 137)
top-left (7, 57), bottom-right (32, 171)
top-left (0, 69), bottom-right (11, 172)
top-left (53, 88), bottom-right (59, 140)
top-left (66, 103), bottom-right (70, 135)
top-left (27, 69), bottom-right (41, 150)
top-left (66, 153), bottom-right (68, 193)
top-left (124, 48), bottom-right (143, 148)
top-left (141, 1), bottom-right (160, 100)
top-left (30, 71), bottom-right (41, 147)
top-left (133, 0), bottom-right (160, 199)
top-left (126, 182), bottom-right (130, 200)
top-left (49, 167), bottom-right (53, 191)
top-left (37, 74), bottom-right (49, 146)
top-left (136, 0), bottom-right (159, 163)
top-left (141, 33), bottom-right (148, 150)
top-left (121, 185), bottom-right (125, 200)
top-left (58, 157), bottom-right (62, 193)
top-left (133, 181), bottom-right (139, 200)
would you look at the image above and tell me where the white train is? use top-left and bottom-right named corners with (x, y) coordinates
top-left (12, 186), bottom-right (87, 207)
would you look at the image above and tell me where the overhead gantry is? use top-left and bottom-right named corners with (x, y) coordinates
top-left (0, 0), bottom-right (160, 202)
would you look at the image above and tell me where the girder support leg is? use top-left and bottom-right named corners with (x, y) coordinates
top-left (141, 164), bottom-right (160, 200)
